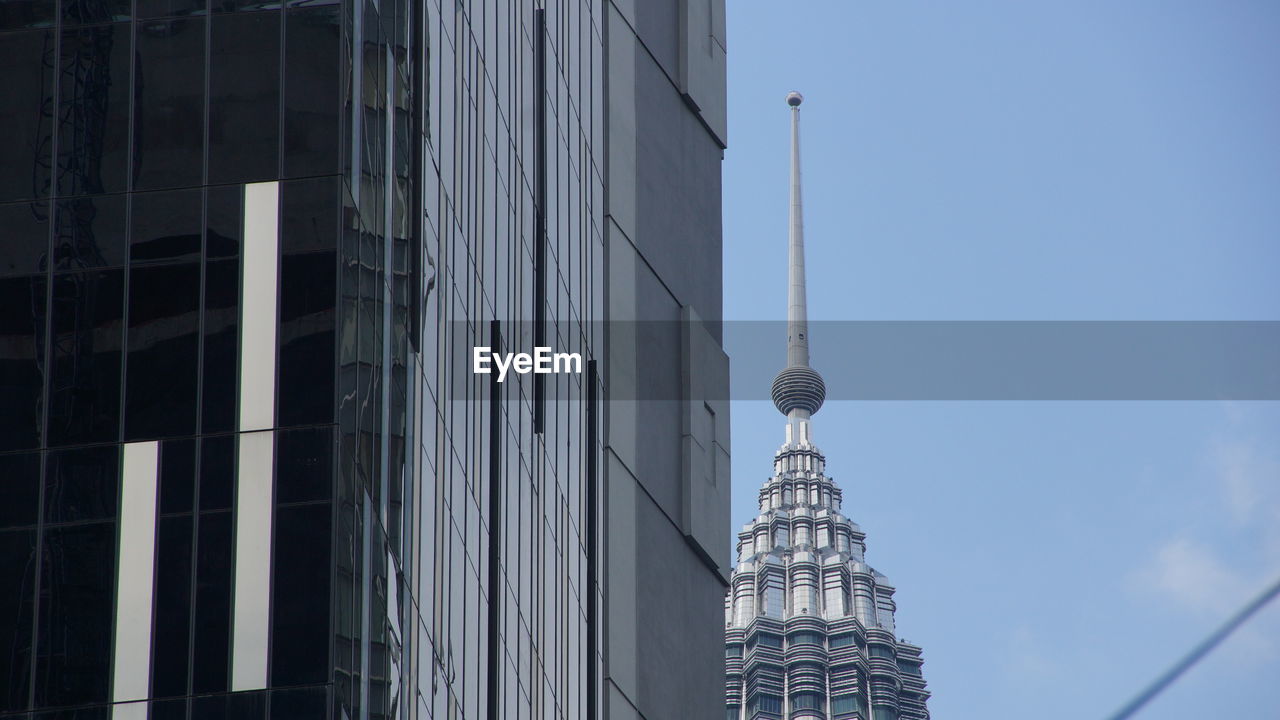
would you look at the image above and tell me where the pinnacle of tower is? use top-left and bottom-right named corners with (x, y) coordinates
top-left (771, 91), bottom-right (827, 428)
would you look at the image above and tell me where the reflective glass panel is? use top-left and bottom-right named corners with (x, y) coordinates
top-left (34, 522), bottom-right (116, 706)
top-left (209, 11), bottom-right (281, 184)
top-left (0, 200), bottom-right (50, 278)
top-left (0, 528), bottom-right (36, 712)
top-left (0, 30), bottom-right (53, 201)
top-left (124, 262), bottom-right (200, 439)
top-left (152, 514), bottom-right (193, 697)
top-left (0, 275), bottom-right (46, 451)
top-left (53, 194), bottom-right (127, 271)
top-left (46, 269), bottom-right (124, 447)
top-left (133, 18), bottom-right (206, 191)
top-left (191, 511), bottom-right (231, 693)
top-left (270, 502), bottom-right (332, 686)
top-left (283, 6), bottom-right (341, 178)
top-left (58, 22), bottom-right (131, 195)
top-left (130, 188), bottom-right (202, 264)
top-left (43, 445), bottom-right (119, 524)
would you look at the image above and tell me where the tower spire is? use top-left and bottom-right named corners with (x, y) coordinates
top-left (787, 91), bottom-right (810, 368)
top-left (771, 92), bottom-right (826, 446)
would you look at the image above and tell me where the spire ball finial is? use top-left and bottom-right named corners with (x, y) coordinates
top-left (786, 91), bottom-right (803, 107)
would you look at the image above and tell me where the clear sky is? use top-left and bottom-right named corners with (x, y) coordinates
top-left (722, 2), bottom-right (1280, 718)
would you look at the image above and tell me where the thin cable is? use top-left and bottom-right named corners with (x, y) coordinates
top-left (1105, 572), bottom-right (1280, 720)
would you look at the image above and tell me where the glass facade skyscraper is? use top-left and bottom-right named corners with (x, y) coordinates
top-left (724, 95), bottom-right (930, 720)
top-left (0, 0), bottom-right (730, 719)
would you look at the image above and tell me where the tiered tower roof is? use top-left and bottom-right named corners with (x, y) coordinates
top-left (725, 93), bottom-right (931, 720)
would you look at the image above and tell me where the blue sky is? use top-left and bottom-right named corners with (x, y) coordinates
top-left (722, 3), bottom-right (1280, 718)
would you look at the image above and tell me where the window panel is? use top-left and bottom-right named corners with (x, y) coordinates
top-left (199, 435), bottom-right (235, 512)
top-left (46, 269), bottom-right (124, 446)
top-left (124, 262), bottom-right (200, 439)
top-left (269, 685), bottom-right (327, 719)
top-left (0, 30), bottom-right (53, 201)
top-left (0, 275), bottom-right (47, 451)
top-left (276, 427), bottom-right (334, 504)
top-left (0, 2), bottom-right (55, 29)
top-left (206, 184), bottom-right (243, 259)
top-left (58, 22), bottom-right (131, 196)
top-left (34, 522), bottom-right (116, 707)
top-left (202, 259), bottom-right (240, 434)
top-left (0, 200), bottom-right (50, 278)
top-left (209, 11), bottom-right (281, 184)
top-left (284, 6), bottom-right (341, 178)
top-left (0, 528), bottom-right (35, 712)
top-left (53, 194), bottom-right (127, 271)
top-left (152, 514), bottom-right (193, 697)
top-left (133, 18), bottom-right (206, 191)
top-left (61, 0), bottom-right (131, 25)
top-left (191, 510), bottom-right (232, 694)
top-left (138, 0), bottom-right (205, 19)
top-left (0, 453), bottom-right (41, 530)
top-left (160, 437), bottom-right (197, 515)
top-left (270, 502), bottom-right (332, 686)
top-left (43, 445), bottom-right (119, 525)
top-left (130, 188), bottom-right (202, 265)
top-left (278, 250), bottom-right (336, 426)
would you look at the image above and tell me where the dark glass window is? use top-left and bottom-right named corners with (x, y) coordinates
top-left (130, 188), bottom-right (202, 264)
top-left (277, 427), bottom-right (333, 504)
top-left (0, 30), bottom-right (53, 201)
top-left (43, 445), bottom-right (119, 524)
top-left (278, 250), bottom-right (336, 426)
top-left (61, 0), bottom-right (131, 26)
top-left (755, 632), bottom-right (782, 649)
top-left (0, 452), bottom-right (41, 530)
top-left (160, 438), bottom-right (197, 514)
top-left (46, 269), bottom-right (124, 447)
top-left (191, 511), bottom-right (231, 694)
top-left (725, 644), bottom-right (742, 659)
top-left (270, 502), bottom-right (331, 685)
top-left (53, 194), bottom-right (127, 271)
top-left (869, 644), bottom-right (896, 660)
top-left (209, 11), bottom-right (281, 184)
top-left (152, 514), bottom-right (192, 697)
top-left (0, 2), bottom-right (55, 30)
top-left (281, 176), bottom-right (338, 254)
top-left (202, 259), bottom-right (239, 433)
top-left (830, 633), bottom-right (856, 648)
top-left (193, 689), bottom-right (265, 720)
top-left (150, 698), bottom-right (189, 720)
top-left (0, 275), bottom-right (47, 452)
top-left (206, 184), bottom-right (242, 259)
top-left (125, 262), bottom-right (200, 439)
top-left (0, 528), bottom-right (36, 712)
top-left (133, 18), bottom-right (206, 191)
top-left (58, 22), bottom-right (131, 196)
top-left (138, 0), bottom-right (206, 19)
top-left (789, 631), bottom-right (822, 646)
top-left (283, 6), bottom-right (341, 178)
top-left (270, 685), bottom-right (327, 719)
top-left (35, 522), bottom-right (116, 707)
top-left (199, 435), bottom-right (234, 511)
top-left (0, 200), bottom-right (50, 278)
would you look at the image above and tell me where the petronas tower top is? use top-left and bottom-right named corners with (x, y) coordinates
top-left (726, 93), bottom-right (931, 720)
top-left (771, 91), bottom-right (827, 443)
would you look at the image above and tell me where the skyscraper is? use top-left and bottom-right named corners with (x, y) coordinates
top-left (724, 94), bottom-right (931, 720)
top-left (0, 1), bottom-right (729, 718)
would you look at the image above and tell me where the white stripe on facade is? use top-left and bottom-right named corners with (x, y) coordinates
top-left (231, 180), bottom-right (280, 690)
top-left (239, 180), bottom-right (279, 432)
top-left (231, 428), bottom-right (274, 690)
top-left (112, 441), bottom-right (159, 709)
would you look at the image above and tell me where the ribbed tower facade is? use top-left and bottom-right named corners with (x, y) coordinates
top-left (725, 93), bottom-right (931, 720)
